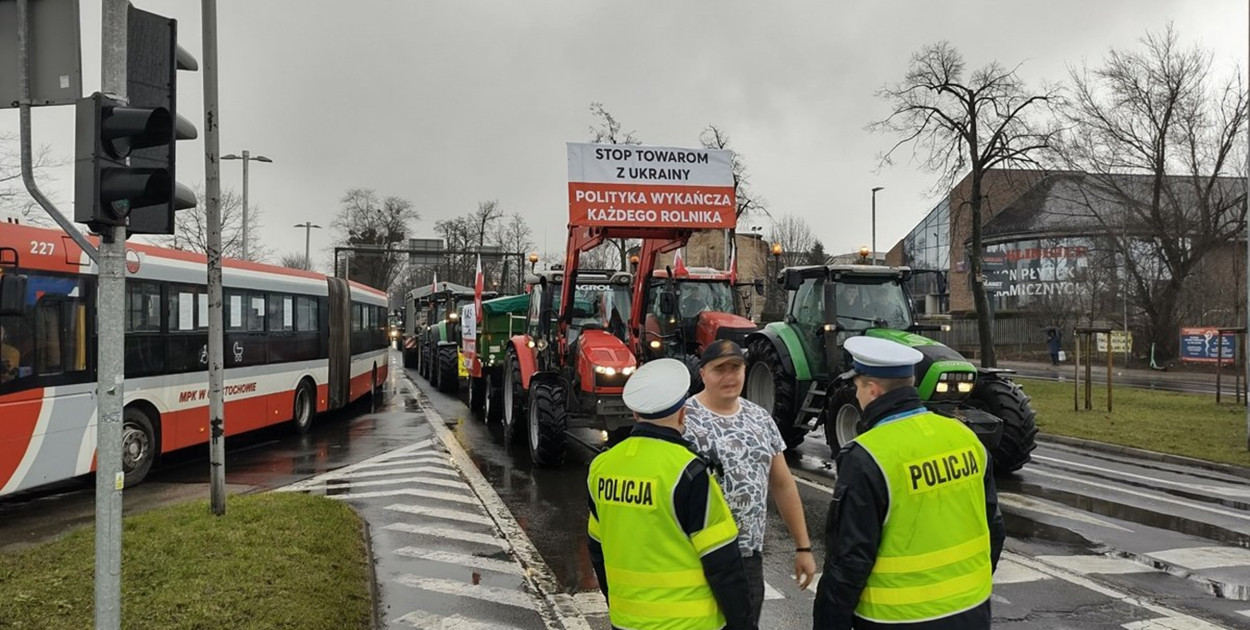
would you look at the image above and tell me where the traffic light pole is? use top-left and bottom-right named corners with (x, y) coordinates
top-left (202, 0), bottom-right (227, 516)
top-left (96, 2), bottom-right (128, 628)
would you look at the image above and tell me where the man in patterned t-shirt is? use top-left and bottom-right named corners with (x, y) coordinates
top-left (684, 339), bottom-right (817, 625)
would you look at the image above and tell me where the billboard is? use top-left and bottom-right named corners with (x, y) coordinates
top-left (1179, 327), bottom-right (1236, 364)
top-left (567, 143), bottom-right (736, 229)
top-left (983, 245), bottom-right (1089, 298)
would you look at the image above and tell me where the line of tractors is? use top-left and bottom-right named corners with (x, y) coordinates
top-left (401, 220), bottom-right (1038, 477)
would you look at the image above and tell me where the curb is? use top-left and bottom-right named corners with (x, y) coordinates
top-left (361, 518), bottom-right (382, 630)
top-left (1037, 433), bottom-right (1250, 481)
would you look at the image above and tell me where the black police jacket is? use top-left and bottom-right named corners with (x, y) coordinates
top-left (812, 387), bottom-right (1006, 630)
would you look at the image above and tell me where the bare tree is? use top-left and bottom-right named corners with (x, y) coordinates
top-left (589, 102), bottom-right (640, 270)
top-left (166, 187), bottom-right (272, 261)
top-left (871, 42), bottom-right (1057, 366)
top-left (769, 213), bottom-right (816, 268)
top-left (332, 188), bottom-right (419, 290)
top-left (278, 252), bottom-right (312, 271)
top-left (433, 215), bottom-right (476, 286)
top-left (493, 212), bottom-right (535, 293)
top-left (1054, 25), bottom-right (1248, 359)
top-left (699, 124), bottom-right (767, 220)
top-left (0, 132), bottom-right (61, 226)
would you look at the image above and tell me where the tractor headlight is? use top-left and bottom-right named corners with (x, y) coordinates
top-left (594, 365), bottom-right (617, 376)
top-left (957, 382), bottom-right (973, 393)
top-left (449, 312), bottom-right (459, 321)
top-left (536, 339), bottom-right (548, 351)
top-left (622, 366), bottom-right (635, 376)
top-left (649, 340), bottom-right (662, 349)
top-left (936, 382), bottom-right (950, 393)
top-left (526, 339), bottom-right (536, 348)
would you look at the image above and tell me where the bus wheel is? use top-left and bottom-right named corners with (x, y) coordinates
top-left (293, 381), bottom-right (315, 434)
top-left (122, 406), bottom-right (157, 487)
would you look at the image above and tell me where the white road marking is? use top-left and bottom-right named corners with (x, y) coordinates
top-left (318, 475), bottom-right (472, 492)
top-left (316, 463), bottom-right (459, 481)
top-left (993, 557), bottom-right (1053, 584)
top-left (274, 466), bottom-right (461, 492)
top-left (990, 593), bottom-right (1011, 606)
top-left (396, 575), bottom-right (541, 612)
top-left (392, 610), bottom-right (523, 630)
top-left (572, 592), bottom-right (609, 616)
top-left (273, 438), bottom-right (443, 492)
top-left (383, 523), bottom-right (508, 549)
top-left (348, 455), bottom-right (452, 470)
top-left (1036, 555), bottom-right (1155, 575)
top-left (1005, 552), bottom-right (1231, 629)
top-left (1122, 617), bottom-right (1231, 629)
top-left (385, 503), bottom-right (494, 527)
top-left (793, 474), bottom-right (834, 495)
top-left (1148, 546), bottom-right (1250, 570)
top-left (999, 492), bottom-right (1134, 532)
top-left (407, 378), bottom-right (593, 630)
top-left (1033, 454), bottom-right (1250, 499)
top-left (1026, 467), bottom-right (1250, 523)
top-left (393, 546), bottom-right (525, 576)
top-left (1238, 609), bottom-right (1250, 618)
top-left (327, 487), bottom-right (479, 505)
top-left (764, 581), bottom-right (785, 600)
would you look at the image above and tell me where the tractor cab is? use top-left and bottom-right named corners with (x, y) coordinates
top-left (643, 267), bottom-right (756, 366)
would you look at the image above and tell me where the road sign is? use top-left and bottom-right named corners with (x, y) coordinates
top-left (0, 0), bottom-right (81, 108)
top-left (1095, 330), bottom-right (1132, 354)
top-left (567, 142), bottom-right (736, 229)
top-left (1180, 327), bottom-right (1236, 364)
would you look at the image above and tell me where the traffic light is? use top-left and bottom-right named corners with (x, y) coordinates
top-left (74, 5), bottom-right (197, 236)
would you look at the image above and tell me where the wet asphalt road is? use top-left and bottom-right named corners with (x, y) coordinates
top-left (6, 349), bottom-right (1250, 628)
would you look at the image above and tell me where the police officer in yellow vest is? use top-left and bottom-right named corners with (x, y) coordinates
top-left (588, 358), bottom-right (757, 630)
top-left (813, 336), bottom-right (1004, 630)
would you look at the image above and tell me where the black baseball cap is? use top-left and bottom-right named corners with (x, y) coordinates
top-left (699, 339), bottom-right (748, 368)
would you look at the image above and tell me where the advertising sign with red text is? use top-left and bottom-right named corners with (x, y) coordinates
top-left (568, 143), bottom-right (736, 229)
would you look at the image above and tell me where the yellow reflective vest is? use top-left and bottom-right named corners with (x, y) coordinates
top-left (851, 408), bottom-right (993, 623)
top-left (587, 434), bottom-right (739, 630)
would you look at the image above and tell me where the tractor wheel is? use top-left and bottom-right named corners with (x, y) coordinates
top-left (502, 351), bottom-right (527, 451)
top-left (528, 379), bottom-right (567, 467)
top-left (745, 337), bottom-right (804, 450)
top-left (484, 369), bottom-right (505, 423)
top-left (468, 375), bottom-right (487, 414)
top-left (437, 345), bottom-right (459, 394)
top-left (420, 344), bottom-right (431, 380)
top-left (965, 376), bottom-right (1039, 475)
top-left (824, 385), bottom-right (860, 458)
top-left (402, 347), bottom-right (415, 369)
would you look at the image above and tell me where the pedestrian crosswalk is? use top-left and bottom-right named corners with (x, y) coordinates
top-left (277, 433), bottom-right (551, 630)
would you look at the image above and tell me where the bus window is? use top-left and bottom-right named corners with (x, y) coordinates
top-left (246, 295), bottom-right (266, 332)
top-left (0, 314), bottom-right (30, 383)
top-left (0, 274), bottom-right (89, 385)
top-left (126, 282), bottom-right (162, 332)
top-left (268, 294), bottom-right (293, 332)
top-left (169, 287), bottom-right (199, 331)
top-left (296, 296), bottom-right (318, 332)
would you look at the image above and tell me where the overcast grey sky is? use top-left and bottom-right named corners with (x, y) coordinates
top-left (4, 0), bottom-right (1246, 269)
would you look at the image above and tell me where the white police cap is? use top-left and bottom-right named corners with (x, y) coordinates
top-left (622, 358), bottom-right (691, 420)
top-left (843, 336), bottom-right (924, 379)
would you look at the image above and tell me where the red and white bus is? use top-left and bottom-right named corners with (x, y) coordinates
top-left (0, 223), bottom-right (390, 498)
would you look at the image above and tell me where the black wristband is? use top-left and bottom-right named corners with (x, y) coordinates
top-left (795, 547), bottom-right (812, 553)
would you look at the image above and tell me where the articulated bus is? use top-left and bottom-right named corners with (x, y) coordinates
top-left (0, 223), bottom-right (390, 498)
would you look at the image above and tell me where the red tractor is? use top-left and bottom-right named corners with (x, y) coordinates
top-left (633, 239), bottom-right (761, 389)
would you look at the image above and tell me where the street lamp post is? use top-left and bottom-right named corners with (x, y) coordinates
top-left (294, 222), bottom-right (322, 269)
top-left (871, 186), bottom-right (884, 266)
top-left (222, 150), bottom-right (273, 260)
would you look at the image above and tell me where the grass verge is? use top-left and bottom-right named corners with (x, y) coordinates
top-left (1018, 377), bottom-right (1250, 468)
top-left (0, 492), bottom-right (371, 630)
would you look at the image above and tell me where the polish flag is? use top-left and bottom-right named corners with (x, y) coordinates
top-left (673, 248), bottom-right (689, 277)
top-left (431, 270), bottom-right (438, 295)
top-left (474, 254), bottom-right (484, 325)
top-left (729, 246), bottom-right (738, 285)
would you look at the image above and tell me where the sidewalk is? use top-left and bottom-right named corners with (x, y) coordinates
top-left (1000, 359), bottom-right (1241, 395)
top-left (276, 382), bottom-right (594, 630)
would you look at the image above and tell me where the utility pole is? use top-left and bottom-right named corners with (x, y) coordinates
top-left (221, 149), bottom-right (273, 260)
top-left (203, 0), bottom-right (227, 515)
top-left (295, 221), bottom-right (322, 269)
top-left (97, 1), bottom-right (127, 626)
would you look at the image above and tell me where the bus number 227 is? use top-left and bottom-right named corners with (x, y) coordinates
top-left (30, 241), bottom-right (55, 256)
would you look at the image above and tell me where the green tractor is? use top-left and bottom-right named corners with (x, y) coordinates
top-left (418, 284), bottom-right (497, 394)
top-left (464, 293), bottom-right (530, 422)
top-left (743, 264), bottom-right (1038, 475)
